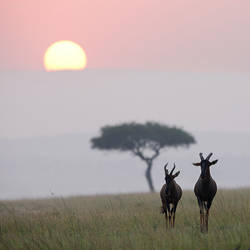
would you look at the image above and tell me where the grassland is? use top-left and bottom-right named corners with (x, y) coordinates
top-left (0, 188), bottom-right (249, 250)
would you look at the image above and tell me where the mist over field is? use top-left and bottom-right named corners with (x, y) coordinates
top-left (1, 70), bottom-right (250, 199)
top-left (1, 2), bottom-right (250, 249)
top-left (0, 131), bottom-right (250, 200)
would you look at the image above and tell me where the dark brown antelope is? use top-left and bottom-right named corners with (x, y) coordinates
top-left (193, 153), bottom-right (218, 233)
top-left (160, 163), bottom-right (182, 229)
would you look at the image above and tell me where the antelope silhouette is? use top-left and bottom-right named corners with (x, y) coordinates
top-left (160, 163), bottom-right (182, 229)
top-left (193, 152), bottom-right (218, 232)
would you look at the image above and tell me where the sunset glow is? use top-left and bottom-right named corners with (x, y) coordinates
top-left (44, 41), bottom-right (87, 71)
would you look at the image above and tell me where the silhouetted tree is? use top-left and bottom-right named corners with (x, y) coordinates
top-left (91, 122), bottom-right (195, 192)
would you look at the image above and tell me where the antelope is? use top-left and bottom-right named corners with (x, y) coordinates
top-left (193, 153), bottom-right (218, 233)
top-left (160, 163), bottom-right (182, 229)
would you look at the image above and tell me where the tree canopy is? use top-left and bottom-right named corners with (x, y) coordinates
top-left (91, 122), bottom-right (196, 192)
top-left (91, 122), bottom-right (195, 152)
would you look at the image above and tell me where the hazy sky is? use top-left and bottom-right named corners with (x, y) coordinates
top-left (1, 0), bottom-right (250, 71)
top-left (1, 2), bottom-right (250, 198)
top-left (1, 70), bottom-right (250, 139)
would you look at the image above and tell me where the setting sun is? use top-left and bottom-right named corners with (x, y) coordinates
top-left (44, 40), bottom-right (87, 71)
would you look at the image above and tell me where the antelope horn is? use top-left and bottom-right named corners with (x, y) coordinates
top-left (164, 163), bottom-right (168, 175)
top-left (206, 153), bottom-right (213, 161)
top-left (199, 153), bottom-right (204, 161)
top-left (170, 163), bottom-right (176, 175)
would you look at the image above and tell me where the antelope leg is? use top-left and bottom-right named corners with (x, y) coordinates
top-left (205, 209), bottom-right (209, 232)
top-left (205, 200), bottom-right (212, 232)
top-left (165, 212), bottom-right (168, 230)
top-left (166, 203), bottom-right (171, 230)
top-left (167, 204), bottom-right (172, 228)
top-left (171, 205), bottom-right (177, 228)
top-left (198, 199), bottom-right (205, 232)
top-left (172, 209), bottom-right (176, 228)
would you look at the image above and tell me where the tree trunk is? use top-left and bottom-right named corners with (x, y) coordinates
top-left (132, 147), bottom-right (159, 193)
top-left (145, 160), bottom-right (155, 192)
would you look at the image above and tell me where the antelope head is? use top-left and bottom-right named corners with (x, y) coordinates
top-left (193, 153), bottom-right (218, 179)
top-left (164, 163), bottom-right (180, 195)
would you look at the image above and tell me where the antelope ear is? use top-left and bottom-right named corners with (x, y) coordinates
top-left (193, 162), bottom-right (201, 166)
top-left (210, 159), bottom-right (218, 166)
top-left (173, 171), bottom-right (180, 178)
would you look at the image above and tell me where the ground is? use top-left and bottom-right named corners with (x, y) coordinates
top-left (0, 188), bottom-right (249, 250)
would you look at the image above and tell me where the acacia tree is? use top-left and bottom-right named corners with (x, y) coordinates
top-left (91, 122), bottom-right (195, 192)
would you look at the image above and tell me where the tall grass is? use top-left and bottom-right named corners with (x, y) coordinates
top-left (0, 189), bottom-right (249, 250)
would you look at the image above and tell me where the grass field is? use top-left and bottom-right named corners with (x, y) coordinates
top-left (0, 188), bottom-right (249, 250)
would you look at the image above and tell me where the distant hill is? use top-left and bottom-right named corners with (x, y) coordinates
top-left (0, 131), bottom-right (249, 199)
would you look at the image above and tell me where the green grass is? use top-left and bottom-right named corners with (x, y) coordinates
top-left (0, 189), bottom-right (249, 250)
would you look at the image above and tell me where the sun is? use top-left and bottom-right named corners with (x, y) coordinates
top-left (44, 40), bottom-right (87, 71)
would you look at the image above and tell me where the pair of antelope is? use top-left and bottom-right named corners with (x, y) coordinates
top-left (160, 152), bottom-right (218, 233)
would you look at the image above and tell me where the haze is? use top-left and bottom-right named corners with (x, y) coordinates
top-left (0, 71), bottom-right (250, 199)
top-left (1, 1), bottom-right (250, 199)
top-left (1, 71), bottom-right (250, 138)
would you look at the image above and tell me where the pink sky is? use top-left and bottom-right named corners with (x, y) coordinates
top-left (1, 0), bottom-right (249, 71)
